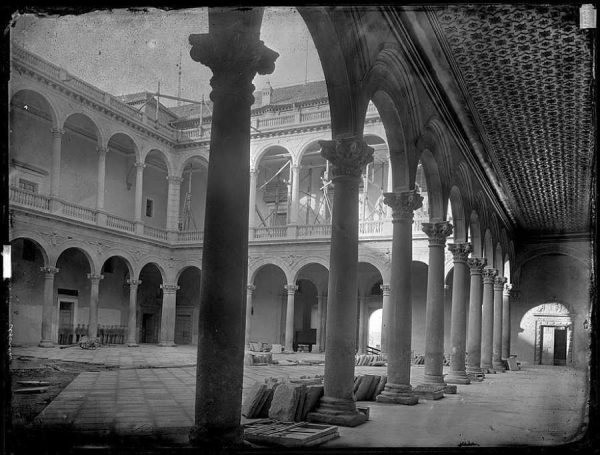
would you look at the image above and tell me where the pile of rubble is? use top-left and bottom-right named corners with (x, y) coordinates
top-left (355, 354), bottom-right (386, 366)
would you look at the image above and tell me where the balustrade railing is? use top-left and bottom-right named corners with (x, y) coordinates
top-left (144, 225), bottom-right (168, 240)
top-left (359, 220), bottom-right (385, 235)
top-left (253, 226), bottom-right (288, 239)
top-left (62, 201), bottom-right (97, 223)
top-left (300, 110), bottom-right (330, 122)
top-left (106, 214), bottom-right (135, 233)
top-left (178, 230), bottom-right (204, 242)
top-left (257, 114), bottom-right (296, 129)
top-left (297, 224), bottom-right (331, 238)
top-left (9, 186), bottom-right (50, 211)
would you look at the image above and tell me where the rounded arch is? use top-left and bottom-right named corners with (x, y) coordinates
top-left (253, 143), bottom-right (294, 170)
top-left (456, 161), bottom-right (474, 209)
top-left (9, 232), bottom-right (50, 266)
top-left (249, 259), bottom-right (290, 284)
top-left (495, 243), bottom-right (504, 275)
top-left (489, 213), bottom-right (501, 247)
top-left (55, 243), bottom-right (96, 273)
top-left (143, 148), bottom-right (172, 175)
top-left (175, 263), bottom-right (203, 282)
top-left (448, 185), bottom-right (467, 242)
top-left (10, 88), bottom-right (60, 129)
top-left (483, 229), bottom-right (494, 267)
top-left (63, 112), bottom-right (103, 146)
top-left (358, 261), bottom-right (385, 296)
top-left (178, 153), bottom-right (209, 178)
top-left (99, 252), bottom-right (134, 278)
top-left (421, 118), bottom-right (453, 188)
top-left (415, 149), bottom-right (445, 221)
top-left (296, 138), bottom-right (327, 166)
top-left (474, 191), bottom-right (490, 230)
top-left (292, 257), bottom-right (329, 279)
top-left (107, 131), bottom-right (139, 157)
top-left (469, 210), bottom-right (483, 257)
top-left (137, 259), bottom-right (167, 283)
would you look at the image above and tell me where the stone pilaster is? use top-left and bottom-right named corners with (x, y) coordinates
top-left (466, 257), bottom-right (486, 377)
top-left (493, 276), bottom-right (507, 371)
top-left (49, 128), bottom-right (64, 212)
top-left (39, 266), bottom-right (59, 347)
top-left (377, 190), bottom-right (422, 405)
top-left (284, 284), bottom-right (298, 352)
top-left (159, 284), bottom-right (179, 347)
top-left (446, 242), bottom-right (472, 385)
top-left (480, 267), bottom-right (497, 372)
top-left (134, 161), bottom-right (146, 234)
top-left (87, 273), bottom-right (104, 338)
top-left (96, 147), bottom-right (108, 226)
top-left (308, 137), bottom-right (373, 427)
top-left (417, 221), bottom-right (453, 393)
top-left (127, 279), bottom-right (141, 347)
top-left (245, 284), bottom-right (256, 347)
top-left (188, 9), bottom-right (279, 447)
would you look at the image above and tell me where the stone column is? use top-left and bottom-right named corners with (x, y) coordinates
top-left (87, 273), bottom-right (104, 338)
top-left (188, 10), bottom-right (279, 446)
top-left (159, 284), bottom-right (179, 347)
top-left (357, 295), bottom-right (368, 355)
top-left (480, 267), bottom-right (497, 372)
top-left (134, 161), bottom-right (145, 235)
top-left (504, 287), bottom-right (519, 360)
top-left (248, 169), bottom-right (258, 228)
top-left (307, 137), bottom-right (373, 428)
top-left (244, 284), bottom-right (256, 347)
top-left (166, 175), bottom-right (183, 241)
top-left (418, 222), bottom-right (453, 390)
top-left (49, 128), bottom-right (64, 212)
top-left (380, 284), bottom-right (391, 354)
top-left (39, 266), bottom-right (59, 347)
top-left (284, 284), bottom-right (298, 352)
top-left (96, 147), bottom-right (108, 226)
top-left (377, 190), bottom-right (422, 405)
top-left (446, 242), bottom-right (472, 385)
top-left (492, 276), bottom-right (507, 371)
top-left (316, 294), bottom-right (327, 352)
top-left (127, 279), bottom-right (141, 347)
top-left (289, 164), bottom-right (301, 224)
top-left (466, 257), bottom-right (486, 376)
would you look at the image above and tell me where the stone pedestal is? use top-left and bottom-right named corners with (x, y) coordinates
top-left (412, 384), bottom-right (445, 400)
top-left (127, 279), bottom-right (140, 347)
top-left (159, 284), bottom-right (179, 347)
top-left (466, 258), bottom-right (486, 376)
top-left (188, 10), bottom-right (279, 447)
top-left (420, 222), bottom-right (453, 386)
top-left (376, 190), bottom-right (422, 405)
top-left (480, 267), bottom-right (497, 372)
top-left (308, 137), bottom-right (373, 427)
top-left (39, 266), bottom-right (59, 347)
top-left (446, 242), bottom-right (472, 385)
top-left (492, 276), bottom-right (507, 371)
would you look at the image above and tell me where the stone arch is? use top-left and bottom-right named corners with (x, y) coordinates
top-left (474, 191), bottom-right (490, 231)
top-left (357, 253), bottom-right (388, 283)
top-left (292, 257), bottom-right (329, 280)
top-left (63, 112), bottom-right (103, 147)
top-left (469, 210), bottom-right (483, 257)
top-left (249, 259), bottom-right (291, 284)
top-left (137, 259), bottom-right (167, 283)
top-left (98, 250), bottom-right (135, 278)
top-left (175, 263), bottom-right (203, 283)
top-left (456, 161), bottom-right (474, 209)
top-left (495, 243), bottom-right (504, 275)
top-left (296, 138), bottom-right (329, 166)
top-left (143, 148), bottom-right (173, 176)
top-left (9, 232), bottom-right (50, 266)
top-left (422, 118), bottom-right (453, 188)
top-left (489, 213), bottom-right (501, 247)
top-left (177, 154), bottom-right (210, 179)
top-left (55, 243), bottom-right (97, 273)
top-left (448, 185), bottom-right (467, 242)
top-left (483, 229), bottom-right (494, 267)
top-left (415, 149), bottom-right (445, 222)
top-left (10, 88), bottom-right (60, 129)
top-left (253, 143), bottom-right (294, 170)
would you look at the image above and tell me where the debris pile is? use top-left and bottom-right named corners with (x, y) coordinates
top-left (355, 354), bottom-right (386, 366)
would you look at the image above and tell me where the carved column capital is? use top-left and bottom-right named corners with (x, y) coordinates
top-left (96, 146), bottom-right (108, 156)
top-left (87, 273), bottom-right (104, 283)
top-left (167, 175), bottom-right (184, 185)
top-left (380, 284), bottom-right (391, 296)
top-left (247, 284), bottom-right (256, 294)
top-left (503, 283), bottom-right (513, 295)
top-left (448, 242), bottom-right (472, 263)
top-left (127, 279), bottom-right (142, 288)
top-left (284, 284), bottom-right (298, 295)
top-left (40, 266), bottom-right (59, 276)
top-left (482, 267), bottom-right (497, 284)
top-left (50, 127), bottom-right (64, 137)
top-left (467, 257), bottom-right (487, 274)
top-left (160, 284), bottom-right (180, 294)
top-left (493, 276), bottom-right (507, 291)
top-left (134, 161), bottom-right (146, 170)
top-left (319, 138), bottom-right (374, 179)
top-left (383, 190), bottom-right (423, 223)
top-left (422, 221), bottom-right (453, 246)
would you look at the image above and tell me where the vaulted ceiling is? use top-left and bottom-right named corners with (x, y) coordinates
top-left (432, 4), bottom-right (595, 235)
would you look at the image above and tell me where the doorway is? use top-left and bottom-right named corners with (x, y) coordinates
top-left (553, 327), bottom-right (567, 366)
top-left (58, 301), bottom-right (74, 344)
top-left (175, 314), bottom-right (192, 345)
top-left (540, 325), bottom-right (569, 366)
top-left (142, 313), bottom-right (158, 343)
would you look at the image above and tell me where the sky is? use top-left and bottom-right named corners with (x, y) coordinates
top-left (10, 7), bottom-right (325, 107)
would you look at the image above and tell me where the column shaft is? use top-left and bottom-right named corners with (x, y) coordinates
top-left (380, 285), bottom-right (390, 354)
top-left (492, 276), bottom-right (507, 371)
top-left (357, 296), bottom-right (368, 355)
top-left (314, 294), bottom-right (324, 352)
top-left (446, 243), bottom-right (472, 385)
top-left (39, 267), bottom-right (59, 347)
top-left (502, 286), bottom-right (514, 360)
top-left (87, 274), bottom-right (103, 338)
top-left (159, 284), bottom-right (178, 346)
top-left (284, 284), bottom-right (297, 351)
top-left (96, 147), bottom-right (107, 211)
top-left (245, 285), bottom-right (255, 346)
top-left (248, 170), bottom-right (258, 227)
top-left (466, 258), bottom-right (486, 375)
top-left (289, 164), bottom-right (300, 224)
top-left (50, 128), bottom-right (63, 212)
top-left (127, 280), bottom-right (140, 346)
top-left (480, 267), bottom-right (497, 371)
top-left (134, 162), bottom-right (145, 234)
top-left (421, 222), bottom-right (453, 385)
top-left (166, 176), bottom-right (183, 232)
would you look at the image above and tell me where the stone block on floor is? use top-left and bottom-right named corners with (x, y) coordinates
top-left (413, 384), bottom-right (445, 400)
top-left (268, 383), bottom-right (306, 422)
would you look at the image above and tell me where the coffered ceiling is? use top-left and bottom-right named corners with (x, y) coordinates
top-left (433, 4), bottom-right (594, 235)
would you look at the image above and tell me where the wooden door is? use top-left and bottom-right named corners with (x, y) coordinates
top-left (541, 326), bottom-right (555, 365)
top-left (553, 327), bottom-right (567, 365)
top-left (58, 301), bottom-right (73, 344)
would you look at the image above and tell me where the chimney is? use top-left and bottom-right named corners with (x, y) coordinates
top-left (261, 81), bottom-right (272, 106)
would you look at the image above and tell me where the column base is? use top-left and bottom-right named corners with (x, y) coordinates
top-left (127, 343), bottom-right (139, 347)
top-left (412, 384), bottom-right (445, 400)
top-left (421, 373), bottom-right (446, 385)
top-left (492, 361), bottom-right (506, 372)
top-left (158, 341), bottom-right (176, 347)
top-left (466, 368), bottom-right (485, 382)
top-left (481, 366), bottom-right (496, 374)
top-left (445, 371), bottom-right (471, 385)
top-left (38, 340), bottom-right (54, 348)
top-left (375, 383), bottom-right (419, 405)
top-left (307, 396), bottom-right (368, 427)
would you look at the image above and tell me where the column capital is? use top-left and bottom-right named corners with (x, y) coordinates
top-left (467, 257), bottom-right (487, 274)
top-left (448, 242), bottom-right (472, 262)
top-left (380, 284), bottom-right (391, 296)
top-left (160, 284), bottom-right (180, 294)
top-left (40, 266), bottom-right (59, 276)
top-left (422, 221), bottom-right (453, 246)
top-left (284, 284), bottom-right (298, 295)
top-left (134, 161), bottom-right (146, 169)
top-left (127, 279), bottom-right (142, 287)
top-left (167, 175), bottom-right (184, 185)
top-left (383, 190), bottom-right (423, 223)
top-left (247, 284), bottom-right (256, 294)
top-left (189, 22), bottom-right (279, 104)
top-left (320, 137), bottom-right (374, 179)
top-left (50, 127), bottom-right (64, 137)
top-left (96, 146), bottom-right (108, 156)
top-left (87, 273), bottom-right (104, 283)
top-left (482, 267), bottom-right (497, 284)
top-left (494, 276), bottom-right (507, 291)
top-left (503, 282), bottom-right (513, 295)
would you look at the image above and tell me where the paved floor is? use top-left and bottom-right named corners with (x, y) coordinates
top-left (12, 345), bottom-right (589, 448)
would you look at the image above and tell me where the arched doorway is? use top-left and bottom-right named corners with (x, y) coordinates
top-left (250, 264), bottom-right (287, 345)
top-left (138, 263), bottom-right (164, 344)
top-left (368, 308), bottom-right (383, 349)
top-left (175, 266), bottom-right (202, 345)
top-left (98, 256), bottom-right (132, 344)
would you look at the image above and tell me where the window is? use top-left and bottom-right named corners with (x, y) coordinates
top-left (18, 178), bottom-right (38, 193)
top-left (145, 198), bottom-right (154, 217)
